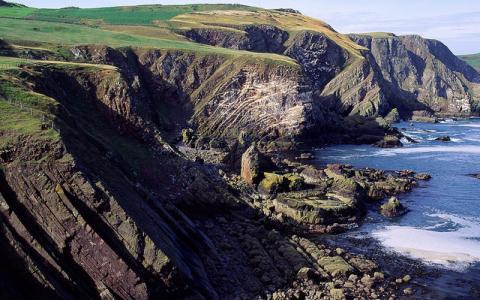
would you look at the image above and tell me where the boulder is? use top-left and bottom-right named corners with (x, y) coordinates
top-left (348, 257), bottom-right (378, 273)
top-left (284, 173), bottom-right (305, 191)
top-left (258, 172), bottom-right (286, 195)
top-left (330, 177), bottom-right (364, 206)
top-left (380, 197), bottom-right (407, 217)
top-left (300, 165), bottom-right (326, 184)
top-left (317, 256), bottom-right (354, 277)
top-left (240, 144), bottom-right (274, 185)
top-left (330, 288), bottom-right (346, 300)
top-left (375, 135), bottom-right (402, 148)
top-left (435, 136), bottom-right (451, 142)
top-left (296, 267), bottom-right (321, 282)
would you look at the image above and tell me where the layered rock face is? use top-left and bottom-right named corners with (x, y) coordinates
top-left (184, 23), bottom-right (480, 124)
top-left (69, 45), bottom-right (315, 149)
top-left (349, 34), bottom-right (480, 116)
top-left (0, 63), bottom-right (415, 299)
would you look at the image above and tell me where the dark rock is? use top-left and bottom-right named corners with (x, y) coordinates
top-left (435, 136), bottom-right (451, 142)
top-left (375, 135), bottom-right (402, 148)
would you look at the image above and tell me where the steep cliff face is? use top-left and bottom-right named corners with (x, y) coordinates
top-left (185, 24), bottom-right (289, 53)
top-left (0, 65), bottom-right (230, 299)
top-left (349, 34), bottom-right (480, 115)
top-left (68, 45), bottom-right (316, 148)
top-left (0, 62), bottom-right (402, 300)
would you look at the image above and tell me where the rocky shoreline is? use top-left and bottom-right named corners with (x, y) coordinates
top-left (184, 143), bottom-right (434, 299)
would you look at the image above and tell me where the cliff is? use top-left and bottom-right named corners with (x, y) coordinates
top-left (0, 58), bottom-right (412, 300)
top-left (1, 4), bottom-right (479, 299)
top-left (349, 34), bottom-right (480, 116)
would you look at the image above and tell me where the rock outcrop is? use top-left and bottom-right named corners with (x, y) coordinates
top-left (240, 144), bottom-right (274, 184)
top-left (348, 34), bottom-right (480, 117)
top-left (380, 197), bottom-right (407, 217)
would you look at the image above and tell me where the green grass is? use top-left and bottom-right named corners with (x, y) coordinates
top-left (459, 53), bottom-right (480, 71)
top-left (0, 5), bottom-right (35, 17)
top-left (0, 81), bottom-right (59, 146)
top-left (19, 4), bottom-right (257, 25)
top-left (0, 18), bottom-right (297, 65)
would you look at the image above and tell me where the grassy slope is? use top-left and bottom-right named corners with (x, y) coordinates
top-left (170, 9), bottom-right (365, 57)
top-left (27, 4), bottom-right (258, 25)
top-left (0, 57), bottom-right (123, 148)
top-left (459, 53), bottom-right (480, 71)
top-left (0, 3), bottom-right (363, 57)
top-left (0, 16), bottom-right (297, 65)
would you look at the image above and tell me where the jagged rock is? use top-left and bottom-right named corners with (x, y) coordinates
top-left (296, 267), bottom-right (320, 282)
top-left (411, 111), bottom-right (438, 123)
top-left (300, 166), bottom-right (326, 184)
top-left (380, 197), bottom-right (407, 217)
top-left (241, 145), bottom-right (274, 185)
top-left (403, 288), bottom-right (413, 295)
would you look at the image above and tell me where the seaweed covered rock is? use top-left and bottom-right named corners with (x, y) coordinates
top-left (380, 197), bottom-right (407, 217)
top-left (241, 144), bottom-right (274, 185)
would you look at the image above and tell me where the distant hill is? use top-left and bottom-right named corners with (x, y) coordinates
top-left (459, 53), bottom-right (480, 71)
top-left (0, 0), bottom-right (25, 7)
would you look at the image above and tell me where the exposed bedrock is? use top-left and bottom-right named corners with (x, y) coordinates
top-left (349, 34), bottom-right (480, 116)
top-left (185, 24), bottom-right (289, 53)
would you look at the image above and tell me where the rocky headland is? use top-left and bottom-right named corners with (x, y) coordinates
top-left (0, 4), bottom-right (479, 300)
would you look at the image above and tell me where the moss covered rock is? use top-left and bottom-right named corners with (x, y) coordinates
top-left (258, 172), bottom-right (286, 195)
top-left (385, 108), bottom-right (400, 124)
top-left (285, 173), bottom-right (304, 191)
top-left (380, 196), bottom-right (407, 217)
top-left (318, 256), bottom-right (354, 277)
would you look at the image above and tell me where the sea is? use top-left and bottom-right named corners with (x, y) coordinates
top-left (312, 117), bottom-right (480, 298)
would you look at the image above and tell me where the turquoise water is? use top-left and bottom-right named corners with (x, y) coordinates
top-left (314, 118), bottom-right (480, 270)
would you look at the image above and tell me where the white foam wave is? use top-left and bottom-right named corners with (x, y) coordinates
top-left (372, 213), bottom-right (480, 269)
top-left (375, 145), bottom-right (480, 156)
top-left (457, 124), bottom-right (480, 128)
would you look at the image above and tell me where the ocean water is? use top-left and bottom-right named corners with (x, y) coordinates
top-left (313, 118), bottom-right (480, 271)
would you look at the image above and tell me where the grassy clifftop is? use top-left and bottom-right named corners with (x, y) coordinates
top-left (459, 53), bottom-right (480, 71)
top-left (0, 2), bottom-right (363, 59)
